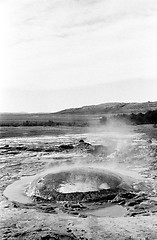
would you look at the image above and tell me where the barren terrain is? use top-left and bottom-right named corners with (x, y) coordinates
top-left (0, 124), bottom-right (157, 240)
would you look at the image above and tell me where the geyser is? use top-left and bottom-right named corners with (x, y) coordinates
top-left (26, 167), bottom-right (130, 203)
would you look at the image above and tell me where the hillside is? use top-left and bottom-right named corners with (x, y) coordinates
top-left (0, 102), bottom-right (157, 128)
top-left (55, 101), bottom-right (157, 115)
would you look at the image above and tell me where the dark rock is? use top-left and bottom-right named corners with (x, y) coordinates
top-left (76, 141), bottom-right (93, 151)
top-left (4, 144), bottom-right (10, 149)
top-left (59, 144), bottom-right (74, 150)
top-left (127, 199), bottom-right (144, 207)
top-left (118, 192), bottom-right (137, 199)
top-left (37, 205), bottom-right (56, 213)
top-left (79, 214), bottom-right (87, 218)
top-left (129, 210), bottom-right (146, 216)
top-left (12, 202), bottom-right (19, 208)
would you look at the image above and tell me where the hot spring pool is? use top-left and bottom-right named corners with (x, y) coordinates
top-left (4, 167), bottom-right (132, 203)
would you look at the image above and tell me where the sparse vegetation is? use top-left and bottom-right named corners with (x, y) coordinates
top-left (112, 110), bottom-right (157, 125)
top-left (100, 110), bottom-right (157, 126)
top-left (1, 110), bottom-right (157, 128)
top-left (0, 119), bottom-right (89, 127)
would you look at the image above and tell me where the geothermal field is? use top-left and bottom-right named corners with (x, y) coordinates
top-left (0, 121), bottom-right (157, 239)
top-left (1, 0), bottom-right (157, 238)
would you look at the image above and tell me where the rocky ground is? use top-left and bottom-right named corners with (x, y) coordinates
top-left (0, 125), bottom-right (157, 240)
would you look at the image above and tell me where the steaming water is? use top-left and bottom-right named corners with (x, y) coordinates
top-left (82, 204), bottom-right (127, 218)
top-left (4, 165), bottom-right (133, 204)
top-left (3, 172), bottom-right (128, 218)
top-left (3, 176), bottom-right (36, 204)
top-left (58, 182), bottom-right (110, 193)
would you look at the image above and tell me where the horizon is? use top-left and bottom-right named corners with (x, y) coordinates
top-left (0, 100), bottom-right (157, 114)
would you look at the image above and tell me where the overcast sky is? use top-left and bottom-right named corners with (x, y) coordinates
top-left (0, 0), bottom-right (157, 112)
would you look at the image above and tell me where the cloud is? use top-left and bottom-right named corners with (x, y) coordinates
top-left (1, 0), bottom-right (157, 111)
top-left (9, 0), bottom-right (157, 41)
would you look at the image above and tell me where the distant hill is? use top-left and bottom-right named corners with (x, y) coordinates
top-left (55, 101), bottom-right (157, 115)
top-left (1, 102), bottom-right (157, 126)
top-left (1, 102), bottom-right (157, 131)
